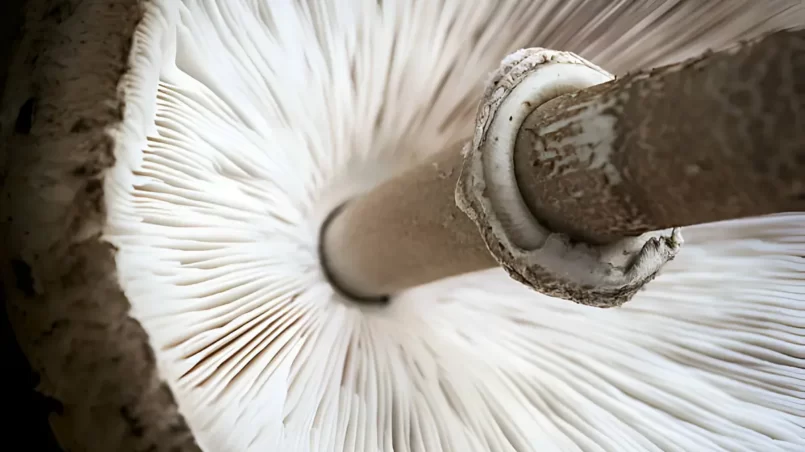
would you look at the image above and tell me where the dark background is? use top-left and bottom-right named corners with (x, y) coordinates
top-left (2, 0), bottom-right (63, 449)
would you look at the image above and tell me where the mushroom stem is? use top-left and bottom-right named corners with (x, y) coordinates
top-left (321, 29), bottom-right (805, 302)
top-left (514, 29), bottom-right (805, 245)
top-left (321, 143), bottom-right (497, 301)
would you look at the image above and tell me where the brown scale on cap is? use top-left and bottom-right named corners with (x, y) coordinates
top-left (0, 0), bottom-right (200, 450)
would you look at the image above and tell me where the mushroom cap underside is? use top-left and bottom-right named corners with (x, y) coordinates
top-left (2, 1), bottom-right (804, 451)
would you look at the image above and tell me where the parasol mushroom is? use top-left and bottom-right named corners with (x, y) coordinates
top-left (1, 1), bottom-right (804, 451)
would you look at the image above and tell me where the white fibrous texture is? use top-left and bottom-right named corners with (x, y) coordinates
top-left (104, 1), bottom-right (805, 451)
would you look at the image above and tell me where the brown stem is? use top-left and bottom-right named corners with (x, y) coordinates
top-left (514, 30), bottom-right (805, 245)
top-left (321, 143), bottom-right (496, 301)
top-left (322, 30), bottom-right (805, 301)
